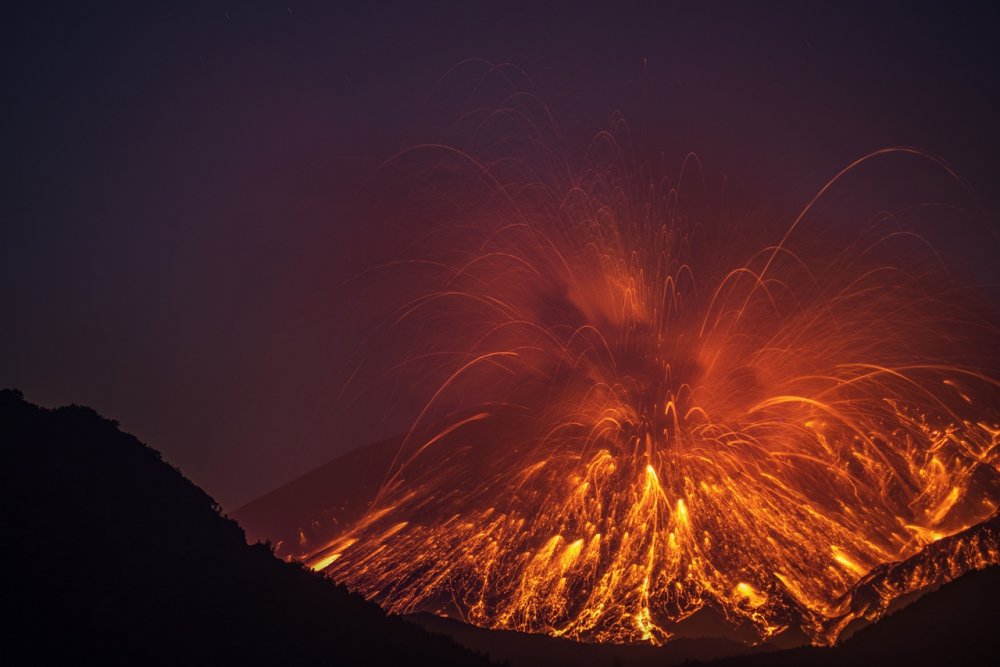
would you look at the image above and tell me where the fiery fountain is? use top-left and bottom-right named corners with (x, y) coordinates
top-left (296, 90), bottom-right (999, 645)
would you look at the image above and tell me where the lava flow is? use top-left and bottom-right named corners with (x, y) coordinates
top-left (302, 129), bottom-right (1000, 646)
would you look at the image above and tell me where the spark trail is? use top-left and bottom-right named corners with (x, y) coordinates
top-left (302, 107), bottom-right (1000, 645)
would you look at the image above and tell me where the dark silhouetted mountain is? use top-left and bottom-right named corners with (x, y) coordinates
top-left (699, 564), bottom-right (1000, 666)
top-left (1, 389), bottom-right (494, 667)
top-left (406, 611), bottom-right (774, 666)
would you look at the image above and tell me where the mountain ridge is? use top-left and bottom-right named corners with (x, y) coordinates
top-left (1, 388), bottom-right (493, 666)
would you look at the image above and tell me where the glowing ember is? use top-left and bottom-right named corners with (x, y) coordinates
top-left (301, 130), bottom-right (1000, 645)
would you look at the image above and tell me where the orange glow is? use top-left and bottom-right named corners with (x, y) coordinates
top-left (300, 141), bottom-right (1000, 646)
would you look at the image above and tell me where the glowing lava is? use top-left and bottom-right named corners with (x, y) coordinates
top-left (301, 135), bottom-right (1000, 645)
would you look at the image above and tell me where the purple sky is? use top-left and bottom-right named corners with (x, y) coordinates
top-left (3, 2), bottom-right (999, 508)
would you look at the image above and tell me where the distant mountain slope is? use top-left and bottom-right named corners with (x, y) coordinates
top-left (233, 411), bottom-right (520, 561)
top-left (235, 416), bottom-right (1000, 649)
top-left (234, 430), bottom-right (404, 553)
top-left (0, 389), bottom-right (493, 667)
top-left (701, 564), bottom-right (1000, 666)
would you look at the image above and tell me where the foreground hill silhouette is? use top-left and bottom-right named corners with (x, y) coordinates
top-left (406, 612), bottom-right (774, 666)
top-left (698, 563), bottom-right (1000, 666)
top-left (1, 389), bottom-right (493, 666)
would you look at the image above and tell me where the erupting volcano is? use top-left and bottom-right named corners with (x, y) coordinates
top-left (257, 97), bottom-right (1000, 646)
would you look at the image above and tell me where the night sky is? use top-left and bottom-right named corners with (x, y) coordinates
top-left (3, 1), bottom-right (999, 509)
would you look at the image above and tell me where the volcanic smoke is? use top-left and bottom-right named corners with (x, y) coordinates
top-left (297, 84), bottom-right (1000, 645)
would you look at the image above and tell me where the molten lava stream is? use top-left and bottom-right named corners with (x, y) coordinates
top-left (303, 144), bottom-right (1000, 646)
